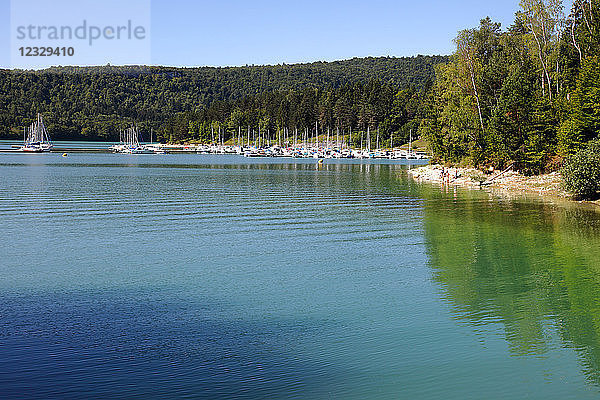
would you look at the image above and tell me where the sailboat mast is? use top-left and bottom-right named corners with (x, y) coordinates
top-left (361, 130), bottom-right (363, 152)
top-left (349, 126), bottom-right (352, 149)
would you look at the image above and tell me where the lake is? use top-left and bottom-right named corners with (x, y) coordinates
top-left (1, 153), bottom-right (600, 399)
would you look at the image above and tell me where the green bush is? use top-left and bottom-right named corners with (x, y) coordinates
top-left (561, 138), bottom-right (600, 199)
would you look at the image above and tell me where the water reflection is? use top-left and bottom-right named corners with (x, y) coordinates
top-left (422, 186), bottom-right (600, 384)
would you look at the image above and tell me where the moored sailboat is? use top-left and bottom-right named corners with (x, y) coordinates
top-left (109, 125), bottom-right (153, 153)
top-left (20, 114), bottom-right (53, 152)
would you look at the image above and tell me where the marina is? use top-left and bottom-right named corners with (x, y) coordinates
top-left (4, 116), bottom-right (430, 159)
top-left (4, 114), bottom-right (431, 159)
top-left (1, 141), bottom-right (430, 159)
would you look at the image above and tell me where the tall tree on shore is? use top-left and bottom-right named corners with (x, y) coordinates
top-left (519, 0), bottom-right (565, 102)
top-left (569, 0), bottom-right (600, 61)
top-left (558, 0), bottom-right (600, 154)
top-left (454, 29), bottom-right (486, 135)
top-left (559, 56), bottom-right (600, 153)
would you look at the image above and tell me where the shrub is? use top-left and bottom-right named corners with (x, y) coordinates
top-left (561, 138), bottom-right (600, 200)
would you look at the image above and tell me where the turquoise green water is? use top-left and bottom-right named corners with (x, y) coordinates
top-left (1, 153), bottom-right (600, 399)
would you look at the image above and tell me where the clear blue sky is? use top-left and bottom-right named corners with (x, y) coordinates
top-left (0, 0), bottom-right (574, 68)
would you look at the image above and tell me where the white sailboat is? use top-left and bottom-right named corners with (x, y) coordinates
top-left (20, 114), bottom-right (53, 152)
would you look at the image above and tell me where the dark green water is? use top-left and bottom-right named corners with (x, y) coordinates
top-left (1, 154), bottom-right (600, 399)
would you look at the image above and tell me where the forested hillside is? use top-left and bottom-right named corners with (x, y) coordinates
top-left (0, 56), bottom-right (446, 141)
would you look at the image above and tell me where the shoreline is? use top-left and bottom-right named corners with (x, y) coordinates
top-left (408, 164), bottom-right (600, 207)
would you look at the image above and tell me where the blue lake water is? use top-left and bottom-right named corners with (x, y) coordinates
top-left (1, 153), bottom-right (600, 399)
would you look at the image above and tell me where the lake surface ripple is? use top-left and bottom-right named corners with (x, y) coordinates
top-left (1, 154), bottom-right (600, 399)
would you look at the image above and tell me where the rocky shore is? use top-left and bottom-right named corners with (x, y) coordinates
top-left (408, 164), bottom-right (572, 199)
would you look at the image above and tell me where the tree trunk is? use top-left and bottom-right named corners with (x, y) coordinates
top-left (530, 23), bottom-right (553, 102)
top-left (467, 57), bottom-right (485, 135)
top-left (571, 17), bottom-right (583, 62)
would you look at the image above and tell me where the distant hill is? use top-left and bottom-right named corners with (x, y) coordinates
top-left (42, 55), bottom-right (448, 92)
top-left (0, 55), bottom-right (448, 139)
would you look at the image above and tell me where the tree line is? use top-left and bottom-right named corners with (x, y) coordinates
top-left (162, 81), bottom-right (428, 148)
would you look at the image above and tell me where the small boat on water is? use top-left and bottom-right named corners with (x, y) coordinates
top-left (20, 114), bottom-right (53, 152)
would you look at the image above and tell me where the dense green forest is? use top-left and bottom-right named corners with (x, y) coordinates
top-left (0, 56), bottom-right (446, 143)
top-left (422, 0), bottom-right (600, 173)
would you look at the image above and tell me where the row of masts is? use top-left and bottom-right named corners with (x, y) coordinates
top-left (23, 113), bottom-right (51, 145)
top-left (22, 115), bottom-right (405, 152)
top-left (118, 125), bottom-right (141, 147)
top-left (205, 123), bottom-right (407, 152)
top-left (117, 126), bottom-right (156, 145)
top-left (19, 113), bottom-right (409, 152)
